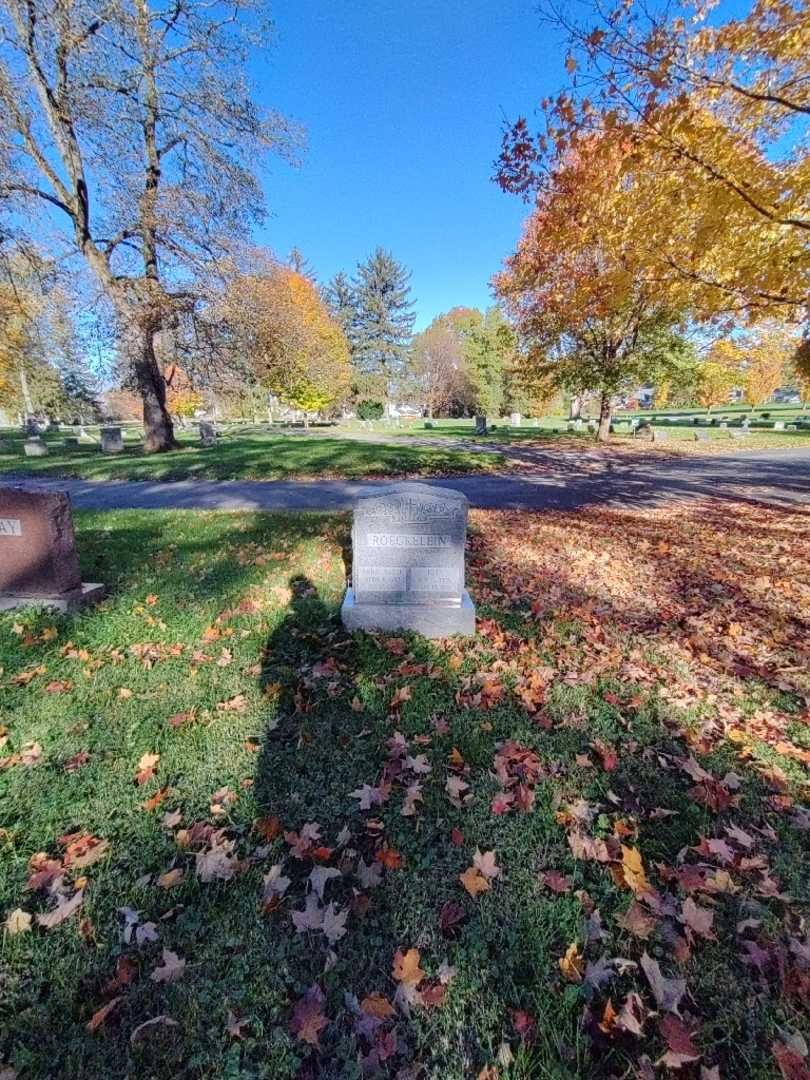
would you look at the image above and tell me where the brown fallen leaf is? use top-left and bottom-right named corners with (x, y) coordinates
top-left (142, 785), bottom-right (169, 811)
top-left (657, 1014), bottom-right (701, 1068)
top-left (86, 996), bottom-right (122, 1033)
top-left (129, 1015), bottom-right (179, 1046)
top-left (157, 868), bottom-right (185, 890)
top-left (361, 992), bottom-right (396, 1019)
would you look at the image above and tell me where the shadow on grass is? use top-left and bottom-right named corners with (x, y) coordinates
top-left (246, 550), bottom-right (810, 1076)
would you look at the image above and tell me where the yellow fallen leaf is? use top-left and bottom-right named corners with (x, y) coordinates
top-left (460, 866), bottom-right (491, 897)
top-left (4, 908), bottom-right (32, 935)
top-left (559, 942), bottom-right (585, 982)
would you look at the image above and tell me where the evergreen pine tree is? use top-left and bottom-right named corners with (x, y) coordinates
top-left (351, 248), bottom-right (415, 406)
top-left (324, 271), bottom-right (358, 343)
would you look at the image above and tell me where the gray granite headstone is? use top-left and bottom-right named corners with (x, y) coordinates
top-left (474, 415), bottom-right (488, 435)
top-left (23, 437), bottom-right (48, 457)
top-left (509, 412), bottom-right (522, 427)
top-left (100, 426), bottom-right (124, 453)
top-left (341, 481), bottom-right (475, 638)
top-left (774, 420), bottom-right (785, 430)
top-left (199, 420), bottom-right (217, 446)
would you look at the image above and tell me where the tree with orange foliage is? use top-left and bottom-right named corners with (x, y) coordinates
top-left (164, 364), bottom-right (203, 420)
top-left (495, 137), bottom-right (696, 440)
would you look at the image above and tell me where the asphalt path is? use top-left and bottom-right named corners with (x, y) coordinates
top-left (2, 448), bottom-right (807, 513)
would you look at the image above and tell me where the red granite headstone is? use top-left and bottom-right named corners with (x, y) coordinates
top-left (0, 484), bottom-right (82, 597)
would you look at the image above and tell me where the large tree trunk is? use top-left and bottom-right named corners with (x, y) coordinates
top-left (135, 328), bottom-right (178, 453)
top-left (597, 392), bottom-right (612, 442)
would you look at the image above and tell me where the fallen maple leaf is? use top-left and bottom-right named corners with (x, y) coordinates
top-left (460, 866), bottom-right (490, 897)
top-left (361, 992), bottom-right (396, 1019)
top-left (290, 985), bottom-right (328, 1047)
top-left (640, 952), bottom-right (686, 1015)
top-left (217, 694), bottom-right (248, 712)
top-left (36, 887), bottom-right (84, 929)
top-left (134, 752), bottom-right (160, 785)
top-left (4, 908), bottom-right (32, 935)
top-left (772, 1041), bottom-right (810, 1080)
top-left (157, 868), bottom-right (185, 889)
top-left (657, 1014), bottom-right (701, 1069)
top-left (150, 948), bottom-right (186, 984)
top-left (473, 849), bottom-right (501, 879)
top-left (142, 784), bottom-right (169, 811)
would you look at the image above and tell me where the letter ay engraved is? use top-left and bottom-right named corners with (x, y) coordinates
top-left (0, 518), bottom-right (22, 537)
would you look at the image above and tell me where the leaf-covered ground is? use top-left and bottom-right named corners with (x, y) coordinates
top-left (0, 503), bottom-right (808, 1079)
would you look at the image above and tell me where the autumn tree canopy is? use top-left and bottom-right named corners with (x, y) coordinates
top-left (495, 137), bottom-right (697, 439)
top-left (497, 0), bottom-right (809, 325)
top-left (222, 265), bottom-right (351, 416)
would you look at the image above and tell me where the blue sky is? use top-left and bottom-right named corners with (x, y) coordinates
top-left (254, 0), bottom-right (569, 329)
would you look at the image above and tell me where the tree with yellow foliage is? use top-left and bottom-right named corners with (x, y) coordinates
top-left (706, 323), bottom-right (800, 408)
top-left (222, 264), bottom-right (351, 418)
top-left (495, 136), bottom-right (697, 440)
top-left (498, 0), bottom-right (809, 323)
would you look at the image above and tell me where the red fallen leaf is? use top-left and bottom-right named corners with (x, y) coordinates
top-left (513, 1009), bottom-right (537, 1042)
top-left (450, 827), bottom-right (465, 846)
top-left (773, 1041), bottom-right (810, 1080)
top-left (310, 846), bottom-right (334, 863)
top-left (45, 680), bottom-right (73, 694)
top-left (439, 901), bottom-right (466, 935)
top-left (591, 740), bottom-right (618, 771)
top-left (420, 983), bottom-right (446, 1008)
top-left (377, 846), bottom-right (402, 870)
top-left (65, 751), bottom-right (91, 772)
top-left (539, 870), bottom-right (571, 894)
top-left (87, 995), bottom-right (122, 1032)
top-left (657, 1014), bottom-right (701, 1068)
top-left (254, 816), bottom-right (282, 841)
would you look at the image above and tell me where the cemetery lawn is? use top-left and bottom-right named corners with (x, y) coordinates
top-left (1, 503), bottom-right (808, 1080)
top-left (0, 429), bottom-right (502, 482)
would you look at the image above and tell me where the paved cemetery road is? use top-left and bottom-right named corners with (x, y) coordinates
top-left (2, 448), bottom-right (808, 513)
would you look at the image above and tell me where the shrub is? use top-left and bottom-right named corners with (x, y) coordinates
top-left (357, 400), bottom-right (384, 420)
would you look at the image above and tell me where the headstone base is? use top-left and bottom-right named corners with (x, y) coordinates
top-left (340, 586), bottom-right (475, 639)
top-left (0, 582), bottom-right (105, 613)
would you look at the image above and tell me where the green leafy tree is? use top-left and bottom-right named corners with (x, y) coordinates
top-left (444, 307), bottom-right (514, 417)
top-left (351, 249), bottom-right (415, 409)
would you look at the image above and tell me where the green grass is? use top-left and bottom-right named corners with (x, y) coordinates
top-left (0, 428), bottom-right (503, 482)
top-left (1, 507), bottom-right (807, 1078)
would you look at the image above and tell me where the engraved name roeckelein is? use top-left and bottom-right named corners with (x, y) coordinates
top-left (367, 533), bottom-right (451, 548)
top-left (0, 518), bottom-right (22, 537)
